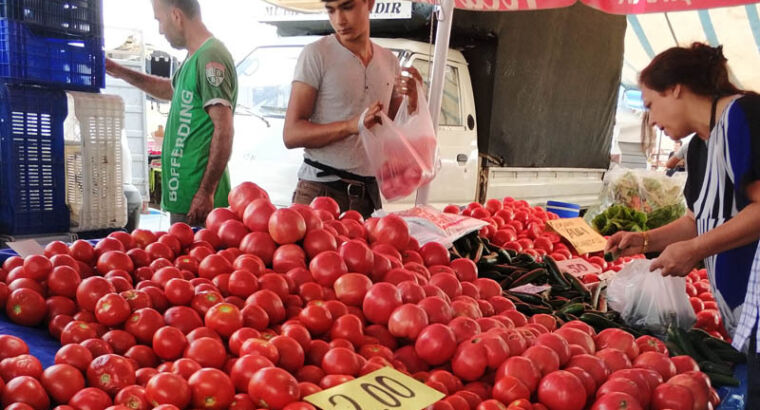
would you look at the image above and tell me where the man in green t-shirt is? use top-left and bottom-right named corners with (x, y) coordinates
top-left (106, 0), bottom-right (237, 226)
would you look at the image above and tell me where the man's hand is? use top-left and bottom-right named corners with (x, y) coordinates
top-left (105, 58), bottom-right (123, 79)
top-left (396, 67), bottom-right (423, 115)
top-left (650, 240), bottom-right (701, 277)
top-left (187, 190), bottom-right (214, 226)
top-left (348, 101), bottom-right (384, 133)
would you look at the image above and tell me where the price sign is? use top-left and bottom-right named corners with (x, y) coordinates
top-left (546, 218), bottom-right (607, 255)
top-left (6, 240), bottom-right (44, 258)
top-left (556, 258), bottom-right (603, 278)
top-left (305, 367), bottom-right (444, 410)
top-left (510, 284), bottom-right (552, 294)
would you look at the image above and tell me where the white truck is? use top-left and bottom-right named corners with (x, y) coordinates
top-left (228, 36), bottom-right (606, 211)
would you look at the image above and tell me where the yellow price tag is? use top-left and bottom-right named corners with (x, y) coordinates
top-left (304, 367), bottom-right (445, 410)
top-left (546, 217), bottom-right (607, 255)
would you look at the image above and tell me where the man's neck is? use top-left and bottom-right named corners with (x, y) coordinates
top-left (336, 34), bottom-right (373, 66)
top-left (184, 21), bottom-right (213, 56)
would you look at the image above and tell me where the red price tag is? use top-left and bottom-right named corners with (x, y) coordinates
top-left (556, 258), bottom-right (602, 277)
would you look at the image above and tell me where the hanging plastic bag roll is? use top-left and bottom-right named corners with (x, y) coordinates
top-left (607, 259), bottom-right (696, 337)
top-left (359, 81), bottom-right (439, 201)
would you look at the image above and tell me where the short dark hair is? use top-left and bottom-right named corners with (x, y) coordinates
top-left (639, 42), bottom-right (742, 97)
top-left (159, 0), bottom-right (201, 18)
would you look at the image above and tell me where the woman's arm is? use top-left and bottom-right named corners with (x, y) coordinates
top-left (605, 210), bottom-right (698, 256)
top-left (652, 181), bottom-right (760, 276)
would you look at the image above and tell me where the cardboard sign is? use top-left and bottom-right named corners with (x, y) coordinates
top-left (546, 218), bottom-right (607, 255)
top-left (556, 258), bottom-right (603, 278)
top-left (6, 240), bottom-right (45, 258)
top-left (305, 367), bottom-right (444, 410)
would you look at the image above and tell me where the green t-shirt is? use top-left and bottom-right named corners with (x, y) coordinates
top-left (161, 37), bottom-right (238, 214)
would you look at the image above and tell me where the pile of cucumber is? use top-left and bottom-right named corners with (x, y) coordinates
top-left (666, 327), bottom-right (746, 387)
top-left (451, 232), bottom-right (644, 337)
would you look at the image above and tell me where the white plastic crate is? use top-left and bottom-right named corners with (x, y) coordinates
top-left (64, 92), bottom-right (127, 232)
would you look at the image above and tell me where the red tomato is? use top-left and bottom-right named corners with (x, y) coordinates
top-left (68, 387), bottom-right (112, 409)
top-left (248, 367), bottom-right (300, 410)
top-left (164, 306), bottom-right (203, 335)
top-left (595, 378), bottom-right (641, 402)
top-left (388, 304), bottom-right (429, 341)
top-left (595, 348), bottom-right (632, 373)
top-left (651, 383), bottom-right (694, 410)
top-left (40, 364), bottom-right (85, 403)
top-left (86, 354), bottom-right (136, 395)
top-left (566, 354), bottom-right (610, 388)
top-left (204, 302), bottom-right (243, 338)
top-left (695, 309), bottom-right (721, 332)
top-left (374, 215), bottom-right (410, 251)
top-left (671, 355), bottom-right (700, 374)
top-left (590, 392), bottom-right (642, 410)
top-left (2, 376), bottom-right (50, 410)
top-left (95, 293), bottom-right (131, 326)
top-left (229, 182), bottom-right (269, 216)
top-left (554, 327), bottom-right (595, 354)
top-left (152, 326), bottom-right (187, 361)
top-left (230, 354), bottom-right (274, 393)
top-left (270, 335), bottom-right (306, 373)
top-left (521, 345), bottom-right (560, 377)
top-left (101, 330), bottom-right (136, 355)
top-left (185, 337), bottom-right (226, 369)
top-left (419, 242), bottom-right (450, 267)
top-left (77, 277), bottom-right (117, 312)
top-left (247, 289), bottom-right (286, 325)
top-left (492, 375), bottom-right (531, 405)
top-left (537, 370), bottom-right (586, 410)
top-left (310, 197), bottom-right (340, 218)
top-left (496, 356), bottom-right (541, 392)
top-left (362, 282), bottom-right (403, 325)
top-left (668, 372), bottom-right (710, 410)
top-left (114, 385), bottom-right (149, 410)
top-left (635, 335), bottom-right (669, 355)
top-left (6, 288), bottom-right (47, 326)
top-left (333, 273), bottom-right (372, 307)
top-left (415, 324), bottom-right (457, 366)
top-left (632, 352), bottom-right (676, 381)
top-left (269, 209), bottom-right (307, 245)
top-left (339, 240), bottom-right (374, 274)
top-left (124, 308), bottom-right (165, 345)
top-left (188, 368), bottom-right (235, 410)
top-left (145, 372), bottom-right (191, 408)
top-left (321, 347), bottom-right (360, 376)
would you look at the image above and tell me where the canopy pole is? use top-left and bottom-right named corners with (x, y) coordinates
top-left (415, 0), bottom-right (454, 206)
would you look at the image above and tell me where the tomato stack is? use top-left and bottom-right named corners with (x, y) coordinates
top-left (0, 182), bottom-right (722, 410)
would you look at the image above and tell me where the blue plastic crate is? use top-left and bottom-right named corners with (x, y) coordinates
top-left (0, 84), bottom-right (70, 235)
top-left (0, 19), bottom-right (104, 91)
top-left (0, 0), bottom-right (102, 37)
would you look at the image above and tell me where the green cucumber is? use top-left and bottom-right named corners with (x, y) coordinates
top-left (510, 268), bottom-right (548, 288)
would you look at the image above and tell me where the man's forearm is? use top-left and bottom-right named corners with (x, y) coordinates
top-left (197, 121), bottom-right (233, 197)
top-left (283, 119), bottom-right (354, 149)
top-left (692, 203), bottom-right (760, 259)
top-left (112, 65), bottom-right (173, 101)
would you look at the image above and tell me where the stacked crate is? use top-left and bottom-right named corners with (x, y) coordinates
top-left (0, 0), bottom-right (125, 235)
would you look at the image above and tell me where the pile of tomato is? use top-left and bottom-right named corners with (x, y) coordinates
top-left (0, 182), bottom-right (721, 410)
top-left (685, 269), bottom-right (729, 341)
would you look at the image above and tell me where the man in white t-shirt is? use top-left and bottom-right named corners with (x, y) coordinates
top-left (283, 0), bottom-right (420, 218)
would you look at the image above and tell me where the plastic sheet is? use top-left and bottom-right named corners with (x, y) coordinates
top-left (717, 364), bottom-right (748, 410)
top-left (0, 316), bottom-right (59, 368)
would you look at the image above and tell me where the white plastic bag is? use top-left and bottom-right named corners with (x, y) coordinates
top-left (607, 259), bottom-right (696, 336)
top-left (360, 82), bottom-right (438, 201)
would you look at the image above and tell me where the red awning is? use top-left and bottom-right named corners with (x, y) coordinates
top-left (414, 0), bottom-right (760, 13)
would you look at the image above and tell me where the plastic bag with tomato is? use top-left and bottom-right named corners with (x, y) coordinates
top-left (359, 82), bottom-right (439, 201)
top-left (607, 259), bottom-right (696, 337)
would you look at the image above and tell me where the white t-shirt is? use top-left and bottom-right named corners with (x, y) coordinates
top-left (292, 35), bottom-right (400, 180)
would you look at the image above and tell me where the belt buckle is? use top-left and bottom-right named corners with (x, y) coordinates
top-left (346, 183), bottom-right (364, 198)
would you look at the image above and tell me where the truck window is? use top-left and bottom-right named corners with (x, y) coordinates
top-left (411, 59), bottom-right (462, 127)
top-left (236, 46), bottom-right (302, 118)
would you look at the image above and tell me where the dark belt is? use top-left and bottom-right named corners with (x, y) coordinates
top-left (303, 158), bottom-right (378, 199)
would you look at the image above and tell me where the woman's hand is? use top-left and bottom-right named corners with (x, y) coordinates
top-left (605, 231), bottom-right (645, 257)
top-left (650, 240), bottom-right (702, 277)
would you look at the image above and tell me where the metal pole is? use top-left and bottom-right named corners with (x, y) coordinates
top-left (414, 0), bottom-right (454, 206)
